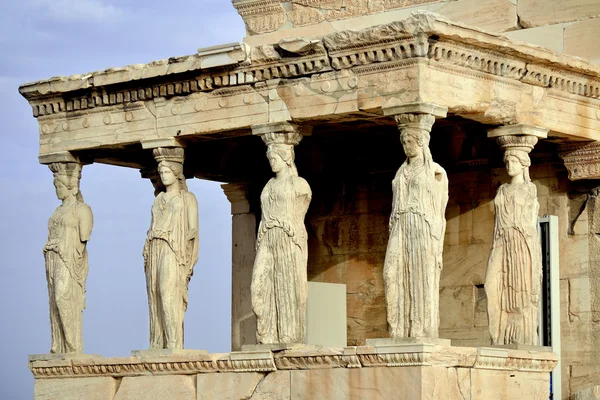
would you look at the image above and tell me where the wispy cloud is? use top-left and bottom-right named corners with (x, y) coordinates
top-left (27, 0), bottom-right (124, 23)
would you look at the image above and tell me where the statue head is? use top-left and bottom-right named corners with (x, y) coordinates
top-left (267, 144), bottom-right (298, 176)
top-left (397, 113), bottom-right (435, 165)
top-left (503, 150), bottom-right (531, 182)
top-left (496, 135), bottom-right (537, 183)
top-left (48, 162), bottom-right (83, 202)
top-left (152, 147), bottom-right (187, 191)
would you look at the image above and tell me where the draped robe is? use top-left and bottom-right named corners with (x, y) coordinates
top-left (144, 190), bottom-right (198, 349)
top-left (251, 176), bottom-right (311, 344)
top-left (485, 182), bottom-right (542, 345)
top-left (383, 160), bottom-right (448, 338)
top-left (44, 201), bottom-right (92, 353)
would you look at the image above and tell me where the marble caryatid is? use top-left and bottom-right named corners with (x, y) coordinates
top-left (383, 113), bottom-right (448, 339)
top-left (485, 135), bottom-right (542, 346)
top-left (143, 147), bottom-right (199, 349)
top-left (251, 129), bottom-right (312, 344)
top-left (44, 162), bottom-right (93, 353)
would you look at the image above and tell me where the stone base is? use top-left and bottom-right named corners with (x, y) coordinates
top-left (131, 349), bottom-right (208, 357)
top-left (28, 353), bottom-right (101, 362)
top-left (241, 343), bottom-right (322, 352)
top-left (366, 337), bottom-right (452, 347)
top-left (29, 345), bottom-right (558, 399)
top-left (489, 344), bottom-right (553, 352)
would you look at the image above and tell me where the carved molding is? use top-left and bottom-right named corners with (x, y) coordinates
top-left (29, 346), bottom-right (557, 379)
top-left (560, 141), bottom-right (600, 180)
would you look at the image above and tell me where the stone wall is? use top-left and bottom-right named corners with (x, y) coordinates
top-left (234, 0), bottom-right (600, 63)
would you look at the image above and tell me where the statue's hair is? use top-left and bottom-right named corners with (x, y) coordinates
top-left (48, 162), bottom-right (84, 202)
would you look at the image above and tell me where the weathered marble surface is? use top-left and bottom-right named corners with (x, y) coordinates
top-left (43, 160), bottom-right (93, 354)
top-left (485, 127), bottom-right (547, 346)
top-left (29, 345), bottom-right (558, 399)
top-left (383, 106), bottom-right (448, 339)
top-left (143, 146), bottom-right (199, 349)
top-left (251, 123), bottom-right (312, 344)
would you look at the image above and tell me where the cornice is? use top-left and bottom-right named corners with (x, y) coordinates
top-left (19, 12), bottom-right (600, 122)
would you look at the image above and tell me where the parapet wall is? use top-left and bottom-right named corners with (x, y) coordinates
top-left (30, 345), bottom-right (557, 400)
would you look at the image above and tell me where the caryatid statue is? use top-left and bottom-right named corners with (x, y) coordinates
top-left (43, 161), bottom-right (93, 353)
top-left (143, 146), bottom-right (199, 349)
top-left (251, 123), bottom-right (312, 344)
top-left (485, 129), bottom-right (546, 346)
top-left (383, 109), bottom-right (448, 339)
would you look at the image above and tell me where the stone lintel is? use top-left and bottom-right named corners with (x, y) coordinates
top-left (221, 183), bottom-right (251, 215)
top-left (382, 102), bottom-right (448, 119)
top-left (140, 137), bottom-right (185, 149)
top-left (559, 141), bottom-right (600, 180)
top-left (487, 124), bottom-right (549, 139)
top-left (38, 151), bottom-right (81, 165)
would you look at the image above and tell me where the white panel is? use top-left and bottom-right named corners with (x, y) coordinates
top-left (306, 282), bottom-right (347, 347)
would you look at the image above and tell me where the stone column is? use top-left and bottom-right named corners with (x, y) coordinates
top-left (139, 137), bottom-right (200, 350)
top-left (378, 103), bottom-right (449, 342)
top-left (221, 183), bottom-right (257, 351)
top-left (250, 121), bottom-right (313, 346)
top-left (486, 124), bottom-right (548, 346)
top-left (38, 151), bottom-right (93, 356)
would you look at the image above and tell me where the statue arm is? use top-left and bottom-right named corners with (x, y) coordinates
top-left (186, 192), bottom-right (200, 268)
top-left (435, 165), bottom-right (449, 260)
top-left (295, 177), bottom-right (312, 203)
top-left (186, 192), bottom-right (199, 240)
top-left (78, 204), bottom-right (93, 242)
top-left (531, 184), bottom-right (540, 228)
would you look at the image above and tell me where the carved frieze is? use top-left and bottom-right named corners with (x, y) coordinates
top-left (560, 141), bottom-right (600, 180)
top-left (29, 345), bottom-right (558, 378)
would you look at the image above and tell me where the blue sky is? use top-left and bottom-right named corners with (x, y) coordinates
top-left (0, 1), bottom-right (246, 397)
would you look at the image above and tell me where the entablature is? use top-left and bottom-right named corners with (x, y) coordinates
top-left (19, 12), bottom-right (600, 166)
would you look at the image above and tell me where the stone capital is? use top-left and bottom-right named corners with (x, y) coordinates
top-left (38, 151), bottom-right (81, 165)
top-left (222, 183), bottom-right (251, 215)
top-left (488, 125), bottom-right (547, 155)
top-left (140, 137), bottom-right (186, 150)
top-left (487, 124), bottom-right (548, 140)
top-left (382, 102), bottom-right (448, 119)
top-left (251, 122), bottom-right (312, 146)
top-left (559, 141), bottom-right (600, 181)
top-left (383, 102), bottom-right (448, 135)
